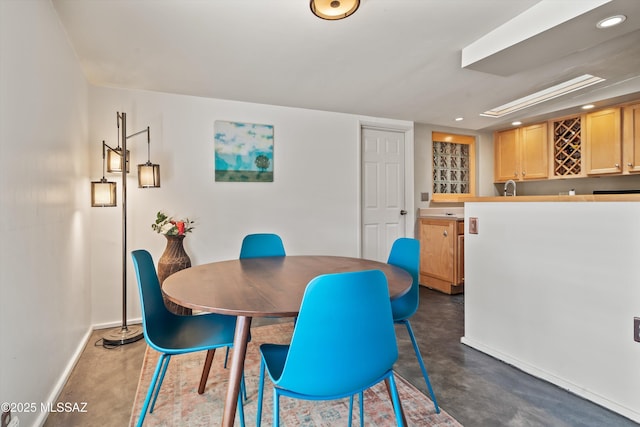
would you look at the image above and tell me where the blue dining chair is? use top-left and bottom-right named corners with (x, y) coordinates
top-left (131, 250), bottom-right (245, 427)
top-left (256, 270), bottom-right (404, 427)
top-left (198, 232), bottom-right (285, 393)
top-left (388, 237), bottom-right (440, 413)
top-left (239, 233), bottom-right (286, 259)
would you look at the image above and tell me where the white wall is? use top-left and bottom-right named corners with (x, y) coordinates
top-left (0, 1), bottom-right (92, 426)
top-left (0, 3), bottom-right (414, 420)
top-left (88, 86), bottom-right (414, 326)
top-left (463, 201), bottom-right (640, 422)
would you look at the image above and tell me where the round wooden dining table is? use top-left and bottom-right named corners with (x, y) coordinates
top-left (162, 255), bottom-right (412, 427)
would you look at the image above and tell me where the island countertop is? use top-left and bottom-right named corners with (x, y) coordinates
top-left (466, 194), bottom-right (640, 202)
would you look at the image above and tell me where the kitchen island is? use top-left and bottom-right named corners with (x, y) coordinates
top-left (463, 197), bottom-right (640, 423)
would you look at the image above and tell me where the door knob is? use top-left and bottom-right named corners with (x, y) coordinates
top-left (400, 210), bottom-right (407, 215)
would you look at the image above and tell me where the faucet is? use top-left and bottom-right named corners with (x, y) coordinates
top-left (504, 179), bottom-right (517, 196)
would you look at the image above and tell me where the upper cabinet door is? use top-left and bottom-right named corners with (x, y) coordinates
top-left (585, 108), bottom-right (622, 175)
top-left (494, 124), bottom-right (547, 182)
top-left (494, 128), bottom-right (519, 182)
top-left (623, 103), bottom-right (640, 174)
top-left (520, 122), bottom-right (548, 180)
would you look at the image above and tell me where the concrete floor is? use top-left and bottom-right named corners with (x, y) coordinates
top-left (45, 288), bottom-right (638, 427)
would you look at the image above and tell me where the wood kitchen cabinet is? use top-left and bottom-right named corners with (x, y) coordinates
top-left (623, 103), bottom-right (640, 174)
top-left (494, 123), bottom-right (548, 182)
top-left (492, 99), bottom-right (640, 183)
top-left (419, 217), bottom-right (464, 295)
top-left (585, 107), bottom-right (622, 175)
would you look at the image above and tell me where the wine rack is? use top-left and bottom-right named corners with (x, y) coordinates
top-left (553, 117), bottom-right (582, 176)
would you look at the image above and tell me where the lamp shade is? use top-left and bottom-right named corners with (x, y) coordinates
top-left (107, 147), bottom-right (130, 173)
top-left (91, 179), bottom-right (117, 207)
top-left (310, 0), bottom-right (359, 20)
top-left (138, 163), bottom-right (161, 188)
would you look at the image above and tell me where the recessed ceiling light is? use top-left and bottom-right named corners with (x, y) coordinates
top-left (455, 117), bottom-right (464, 122)
top-left (582, 104), bottom-right (595, 110)
top-left (512, 121), bottom-right (522, 126)
top-left (480, 74), bottom-right (605, 118)
top-left (597, 15), bottom-right (626, 29)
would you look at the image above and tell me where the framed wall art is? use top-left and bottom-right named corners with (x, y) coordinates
top-left (214, 121), bottom-right (274, 182)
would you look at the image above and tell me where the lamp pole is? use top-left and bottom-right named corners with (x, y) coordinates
top-left (102, 112), bottom-right (144, 346)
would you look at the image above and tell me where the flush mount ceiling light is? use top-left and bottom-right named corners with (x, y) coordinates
top-left (480, 74), bottom-right (605, 118)
top-left (597, 15), bottom-right (626, 29)
top-left (310, 0), bottom-right (359, 20)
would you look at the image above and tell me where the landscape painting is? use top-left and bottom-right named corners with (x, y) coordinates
top-left (214, 121), bottom-right (274, 182)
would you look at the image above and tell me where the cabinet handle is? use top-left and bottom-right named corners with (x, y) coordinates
top-left (514, 171), bottom-right (518, 177)
top-left (522, 171), bottom-right (526, 176)
top-left (628, 162), bottom-right (633, 167)
top-left (443, 230), bottom-right (448, 237)
top-left (615, 163), bottom-right (620, 168)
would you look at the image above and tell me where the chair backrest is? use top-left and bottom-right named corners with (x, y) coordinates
top-left (239, 233), bottom-right (286, 259)
top-left (275, 269), bottom-right (398, 396)
top-left (387, 237), bottom-right (420, 321)
top-left (131, 249), bottom-right (175, 345)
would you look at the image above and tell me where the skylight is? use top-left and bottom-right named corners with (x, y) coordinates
top-left (480, 74), bottom-right (605, 118)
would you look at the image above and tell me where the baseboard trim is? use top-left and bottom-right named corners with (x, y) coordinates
top-left (460, 336), bottom-right (640, 424)
top-left (37, 318), bottom-right (144, 426)
top-left (92, 317), bottom-right (143, 330)
top-left (36, 325), bottom-right (93, 427)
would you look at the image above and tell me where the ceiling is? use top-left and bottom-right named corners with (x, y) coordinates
top-left (51, 0), bottom-right (640, 132)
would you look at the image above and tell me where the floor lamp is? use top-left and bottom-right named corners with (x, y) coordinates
top-left (91, 112), bottom-right (161, 346)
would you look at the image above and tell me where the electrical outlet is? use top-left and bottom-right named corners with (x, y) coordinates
top-left (634, 317), bottom-right (640, 342)
top-left (469, 217), bottom-right (478, 234)
top-left (421, 192), bottom-right (430, 201)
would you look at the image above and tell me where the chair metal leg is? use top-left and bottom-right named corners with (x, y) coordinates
top-left (256, 359), bottom-right (266, 427)
top-left (402, 320), bottom-right (440, 413)
top-left (237, 389), bottom-right (246, 427)
top-left (137, 354), bottom-right (168, 427)
top-left (242, 372), bottom-right (248, 401)
top-left (224, 346), bottom-right (230, 368)
top-left (150, 355), bottom-right (171, 413)
top-left (198, 349), bottom-right (216, 394)
top-left (348, 392), bottom-right (364, 427)
top-left (384, 377), bottom-right (407, 426)
top-left (387, 374), bottom-right (405, 427)
top-left (273, 388), bottom-right (280, 426)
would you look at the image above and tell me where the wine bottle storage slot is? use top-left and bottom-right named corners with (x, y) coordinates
top-left (553, 117), bottom-right (582, 176)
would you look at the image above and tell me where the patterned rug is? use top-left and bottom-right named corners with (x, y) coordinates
top-left (130, 322), bottom-right (462, 426)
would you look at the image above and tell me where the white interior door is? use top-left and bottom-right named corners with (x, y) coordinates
top-left (361, 127), bottom-right (406, 262)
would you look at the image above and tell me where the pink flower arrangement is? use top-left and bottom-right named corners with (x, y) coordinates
top-left (151, 211), bottom-right (195, 236)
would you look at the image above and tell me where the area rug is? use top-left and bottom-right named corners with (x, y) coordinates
top-left (130, 322), bottom-right (462, 426)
